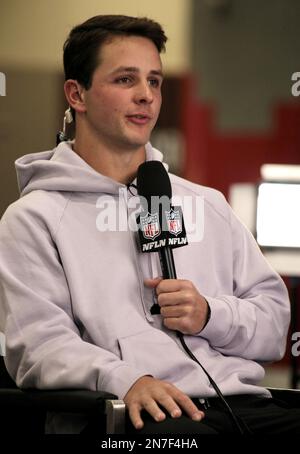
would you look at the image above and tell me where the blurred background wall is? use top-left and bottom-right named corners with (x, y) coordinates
top-left (192, 0), bottom-right (300, 131)
top-left (183, 0), bottom-right (300, 196)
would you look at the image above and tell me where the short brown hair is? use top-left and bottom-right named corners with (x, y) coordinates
top-left (63, 15), bottom-right (167, 89)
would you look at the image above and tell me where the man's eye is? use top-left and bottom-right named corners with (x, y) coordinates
top-left (116, 77), bottom-right (132, 84)
top-left (148, 79), bottom-right (160, 87)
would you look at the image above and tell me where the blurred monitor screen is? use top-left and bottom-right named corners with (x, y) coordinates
top-left (256, 182), bottom-right (300, 248)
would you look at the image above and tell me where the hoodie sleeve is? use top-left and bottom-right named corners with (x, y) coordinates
top-left (0, 200), bottom-right (150, 399)
top-left (199, 201), bottom-right (290, 362)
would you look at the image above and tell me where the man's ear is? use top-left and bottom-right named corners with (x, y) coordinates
top-left (64, 80), bottom-right (86, 114)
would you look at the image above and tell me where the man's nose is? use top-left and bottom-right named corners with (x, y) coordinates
top-left (134, 81), bottom-right (154, 104)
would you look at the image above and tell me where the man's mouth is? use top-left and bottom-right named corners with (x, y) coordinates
top-left (126, 114), bottom-right (152, 125)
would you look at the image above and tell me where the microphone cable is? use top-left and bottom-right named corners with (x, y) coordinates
top-left (126, 182), bottom-right (138, 196)
top-left (176, 331), bottom-right (252, 435)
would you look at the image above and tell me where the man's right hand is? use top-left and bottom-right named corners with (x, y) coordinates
top-left (123, 376), bottom-right (205, 430)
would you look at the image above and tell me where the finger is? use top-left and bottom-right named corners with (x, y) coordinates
top-left (157, 291), bottom-right (191, 307)
top-left (144, 277), bottom-right (163, 289)
top-left (143, 399), bottom-right (167, 423)
top-left (164, 313), bottom-right (204, 335)
top-left (155, 279), bottom-right (182, 295)
top-left (128, 404), bottom-right (145, 430)
top-left (156, 279), bottom-right (195, 296)
top-left (128, 399), bottom-right (167, 429)
top-left (160, 304), bottom-right (186, 318)
top-left (156, 395), bottom-right (183, 419)
top-left (175, 394), bottom-right (204, 421)
top-left (163, 316), bottom-right (182, 331)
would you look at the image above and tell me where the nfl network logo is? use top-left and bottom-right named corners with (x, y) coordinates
top-left (140, 212), bottom-right (161, 240)
top-left (165, 208), bottom-right (182, 236)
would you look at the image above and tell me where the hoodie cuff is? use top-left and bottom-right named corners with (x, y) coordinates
top-left (197, 296), bottom-right (234, 346)
top-left (100, 363), bottom-right (153, 400)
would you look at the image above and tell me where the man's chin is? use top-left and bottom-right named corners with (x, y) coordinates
top-left (123, 134), bottom-right (150, 149)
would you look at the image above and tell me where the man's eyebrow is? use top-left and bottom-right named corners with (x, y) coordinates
top-left (150, 69), bottom-right (164, 78)
top-left (110, 66), bottom-right (163, 78)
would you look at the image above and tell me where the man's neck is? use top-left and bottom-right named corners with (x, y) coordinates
top-left (73, 133), bottom-right (146, 185)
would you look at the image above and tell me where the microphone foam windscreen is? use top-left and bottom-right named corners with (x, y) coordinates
top-left (137, 161), bottom-right (172, 203)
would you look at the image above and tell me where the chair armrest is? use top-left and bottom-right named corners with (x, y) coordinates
top-left (0, 358), bottom-right (126, 433)
top-left (105, 399), bottom-right (126, 434)
top-left (267, 387), bottom-right (300, 406)
top-left (0, 388), bottom-right (116, 412)
top-left (0, 388), bottom-right (126, 434)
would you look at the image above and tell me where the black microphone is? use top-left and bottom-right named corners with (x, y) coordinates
top-left (136, 162), bottom-right (248, 435)
top-left (136, 161), bottom-right (188, 312)
top-left (136, 162), bottom-right (248, 434)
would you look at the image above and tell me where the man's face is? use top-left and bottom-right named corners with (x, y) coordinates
top-left (81, 35), bottom-right (163, 151)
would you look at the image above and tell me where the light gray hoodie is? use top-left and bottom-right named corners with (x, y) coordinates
top-left (0, 141), bottom-right (290, 405)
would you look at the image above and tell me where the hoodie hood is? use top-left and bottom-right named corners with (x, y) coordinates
top-left (15, 141), bottom-right (165, 197)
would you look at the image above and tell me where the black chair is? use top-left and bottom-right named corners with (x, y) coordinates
top-left (1, 355), bottom-right (300, 435)
top-left (0, 356), bottom-right (126, 434)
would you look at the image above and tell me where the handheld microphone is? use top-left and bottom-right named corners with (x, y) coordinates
top-left (136, 161), bottom-right (188, 312)
top-left (136, 161), bottom-right (249, 434)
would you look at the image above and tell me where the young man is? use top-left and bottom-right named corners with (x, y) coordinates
top-left (0, 15), bottom-right (299, 434)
